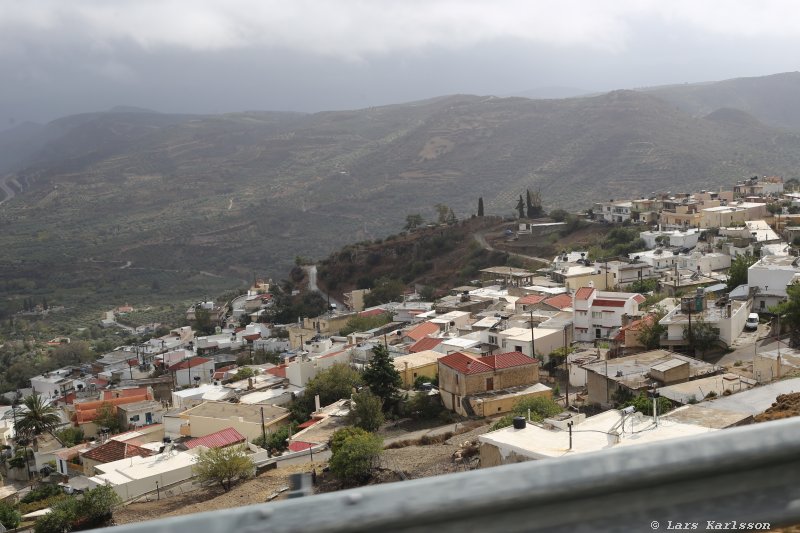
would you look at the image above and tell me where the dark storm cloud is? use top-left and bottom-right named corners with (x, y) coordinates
top-left (1, 1), bottom-right (799, 125)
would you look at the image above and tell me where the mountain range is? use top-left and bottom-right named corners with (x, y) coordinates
top-left (2, 72), bottom-right (800, 307)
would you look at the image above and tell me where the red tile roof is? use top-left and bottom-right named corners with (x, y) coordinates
top-left (404, 322), bottom-right (439, 341)
top-left (438, 352), bottom-right (493, 375)
top-left (633, 294), bottom-right (646, 304)
top-left (408, 337), bottom-right (444, 353)
top-left (288, 441), bottom-right (316, 452)
top-left (575, 287), bottom-right (596, 301)
top-left (266, 365), bottom-right (287, 378)
top-left (517, 294), bottom-right (546, 305)
top-left (544, 294), bottom-right (572, 310)
top-left (296, 418), bottom-right (320, 429)
top-left (185, 427), bottom-right (246, 450)
top-left (359, 308), bottom-right (388, 317)
top-left (169, 357), bottom-right (212, 371)
top-left (592, 299), bottom-right (626, 308)
top-left (243, 333), bottom-right (261, 342)
top-left (480, 351), bottom-right (537, 369)
top-left (103, 387), bottom-right (150, 400)
top-left (81, 439), bottom-right (154, 464)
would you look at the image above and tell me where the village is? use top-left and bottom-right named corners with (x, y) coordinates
top-left (4, 175), bottom-right (800, 530)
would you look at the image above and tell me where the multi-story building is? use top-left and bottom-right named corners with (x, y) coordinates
top-left (572, 287), bottom-right (645, 342)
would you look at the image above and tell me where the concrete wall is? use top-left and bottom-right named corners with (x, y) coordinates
top-left (479, 443), bottom-right (533, 468)
top-left (397, 362), bottom-right (438, 388)
top-left (471, 388), bottom-right (551, 417)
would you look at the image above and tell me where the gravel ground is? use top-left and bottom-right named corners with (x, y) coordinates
top-left (113, 462), bottom-right (320, 525)
top-left (379, 425), bottom-right (491, 479)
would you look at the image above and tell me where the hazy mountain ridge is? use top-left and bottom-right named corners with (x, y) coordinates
top-left (2, 73), bottom-right (800, 301)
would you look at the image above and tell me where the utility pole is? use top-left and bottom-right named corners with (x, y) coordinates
top-left (529, 310), bottom-right (536, 359)
top-left (563, 325), bottom-right (569, 409)
top-left (260, 406), bottom-right (267, 446)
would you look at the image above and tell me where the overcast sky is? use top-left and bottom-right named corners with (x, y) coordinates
top-left (2, 0), bottom-right (800, 126)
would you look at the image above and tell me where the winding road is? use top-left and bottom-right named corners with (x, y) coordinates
top-left (305, 265), bottom-right (344, 310)
top-left (0, 176), bottom-right (16, 206)
top-left (473, 229), bottom-right (552, 266)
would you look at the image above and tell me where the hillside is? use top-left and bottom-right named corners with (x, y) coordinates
top-left (645, 72), bottom-right (800, 130)
top-left (3, 75), bottom-right (800, 315)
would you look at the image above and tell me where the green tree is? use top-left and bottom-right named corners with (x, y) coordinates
top-left (515, 195), bottom-right (525, 218)
top-left (434, 203), bottom-right (450, 224)
top-left (33, 497), bottom-right (76, 533)
top-left (193, 307), bottom-right (216, 336)
top-left (619, 392), bottom-right (673, 416)
top-left (477, 197), bottom-right (484, 217)
top-left (0, 501), bottom-right (21, 530)
top-left (329, 428), bottom-right (383, 485)
top-left (16, 394), bottom-right (62, 446)
top-left (193, 445), bottom-right (254, 492)
top-left (727, 253), bottom-right (758, 291)
top-left (348, 390), bottom-right (385, 432)
top-left (774, 282), bottom-right (800, 348)
top-left (55, 427), bottom-right (85, 447)
top-left (636, 309), bottom-right (668, 350)
top-left (95, 402), bottom-right (122, 434)
top-left (76, 484), bottom-right (120, 526)
top-left (549, 209), bottom-right (568, 222)
top-left (403, 391), bottom-right (444, 420)
top-left (339, 312), bottom-right (392, 336)
top-left (684, 317), bottom-right (720, 359)
top-left (363, 277), bottom-right (404, 307)
top-left (291, 363), bottom-right (363, 421)
top-left (362, 344), bottom-right (401, 407)
top-left (253, 423), bottom-right (295, 456)
top-left (235, 367), bottom-right (257, 380)
top-left (330, 426), bottom-right (370, 455)
top-left (404, 214), bottom-right (424, 230)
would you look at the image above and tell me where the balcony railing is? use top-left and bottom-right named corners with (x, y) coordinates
top-left (102, 417), bottom-right (800, 533)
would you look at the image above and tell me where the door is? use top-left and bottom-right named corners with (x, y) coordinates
top-left (145, 412), bottom-right (153, 425)
top-left (595, 328), bottom-right (602, 339)
top-left (486, 378), bottom-right (494, 391)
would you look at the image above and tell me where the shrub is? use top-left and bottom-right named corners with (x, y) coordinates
top-left (21, 483), bottom-right (63, 503)
top-left (329, 429), bottom-right (383, 485)
top-left (193, 446), bottom-right (254, 492)
top-left (0, 501), bottom-right (21, 529)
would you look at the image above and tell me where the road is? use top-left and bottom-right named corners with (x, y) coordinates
top-left (473, 229), bottom-right (551, 266)
top-left (304, 265), bottom-right (344, 310)
top-left (712, 324), bottom-right (788, 367)
top-left (0, 176), bottom-right (15, 206)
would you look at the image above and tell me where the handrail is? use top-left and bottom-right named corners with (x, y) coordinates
top-left (102, 417), bottom-right (800, 532)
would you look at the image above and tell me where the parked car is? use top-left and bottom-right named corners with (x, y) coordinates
top-left (745, 313), bottom-right (759, 331)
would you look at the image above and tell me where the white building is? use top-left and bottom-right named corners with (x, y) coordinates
top-left (572, 287), bottom-right (645, 342)
top-left (748, 255), bottom-right (800, 312)
top-left (169, 357), bottom-right (215, 387)
top-left (594, 200), bottom-right (633, 223)
top-left (30, 368), bottom-right (76, 399)
top-left (598, 261), bottom-right (657, 289)
top-left (630, 249), bottom-right (681, 271)
top-left (285, 349), bottom-right (351, 387)
top-left (659, 298), bottom-right (750, 348)
top-left (639, 228), bottom-right (701, 250)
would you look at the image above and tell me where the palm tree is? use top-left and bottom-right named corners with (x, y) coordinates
top-left (15, 394), bottom-right (62, 449)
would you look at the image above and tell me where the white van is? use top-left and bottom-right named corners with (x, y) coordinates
top-left (745, 313), bottom-right (759, 331)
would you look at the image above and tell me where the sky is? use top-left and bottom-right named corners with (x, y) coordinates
top-left (2, 0), bottom-right (800, 126)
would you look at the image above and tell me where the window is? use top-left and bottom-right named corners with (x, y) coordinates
top-left (488, 335), bottom-right (497, 344)
top-left (595, 328), bottom-right (602, 339)
top-left (592, 311), bottom-right (602, 319)
top-left (514, 345), bottom-right (523, 353)
top-left (760, 300), bottom-right (766, 309)
top-left (130, 415), bottom-right (140, 422)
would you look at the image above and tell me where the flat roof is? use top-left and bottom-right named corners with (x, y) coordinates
top-left (660, 404), bottom-right (752, 429)
top-left (392, 350), bottom-right (445, 369)
top-left (93, 448), bottom-right (201, 481)
top-left (582, 350), bottom-right (718, 388)
top-left (704, 378), bottom-right (800, 415)
top-left (657, 373), bottom-right (756, 404)
top-left (181, 401), bottom-right (289, 424)
top-left (479, 410), bottom-right (715, 459)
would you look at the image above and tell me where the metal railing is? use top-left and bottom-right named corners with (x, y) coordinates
top-left (103, 417), bottom-right (800, 532)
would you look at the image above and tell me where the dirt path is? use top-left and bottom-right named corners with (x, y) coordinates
top-left (473, 229), bottom-right (551, 266)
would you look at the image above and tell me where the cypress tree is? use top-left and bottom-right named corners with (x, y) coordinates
top-left (477, 197), bottom-right (484, 217)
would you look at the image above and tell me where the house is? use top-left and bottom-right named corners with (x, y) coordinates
top-left (598, 260), bottom-right (656, 289)
top-left (170, 384), bottom-right (233, 410)
top-left (401, 322), bottom-right (440, 344)
top-left (748, 255), bottom-right (800, 312)
top-left (658, 295), bottom-right (749, 348)
top-left (572, 287), bottom-right (645, 342)
top-left (88, 447), bottom-right (203, 502)
top-left (492, 326), bottom-right (569, 360)
top-left (30, 367), bottom-right (78, 399)
top-left (73, 390), bottom-right (154, 437)
top-left (80, 439), bottom-right (155, 476)
top-left (593, 200), bottom-right (633, 223)
top-left (285, 349), bottom-right (351, 387)
top-left (393, 350), bottom-right (444, 388)
top-left (117, 400), bottom-right (164, 429)
top-left (734, 176), bottom-right (784, 197)
top-left (478, 409), bottom-right (717, 467)
top-left (183, 427), bottom-right (246, 450)
top-left (344, 289), bottom-right (371, 312)
top-left (639, 228), bottom-right (701, 250)
top-left (177, 401), bottom-right (291, 441)
top-left (479, 267), bottom-right (537, 288)
top-left (169, 357), bottom-right (215, 387)
top-left (437, 351), bottom-right (546, 417)
top-left (550, 264), bottom-right (609, 291)
top-left (287, 312), bottom-right (356, 349)
top-left (699, 202), bottom-right (768, 228)
top-left (408, 336), bottom-right (444, 353)
top-left (581, 349), bottom-right (720, 407)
